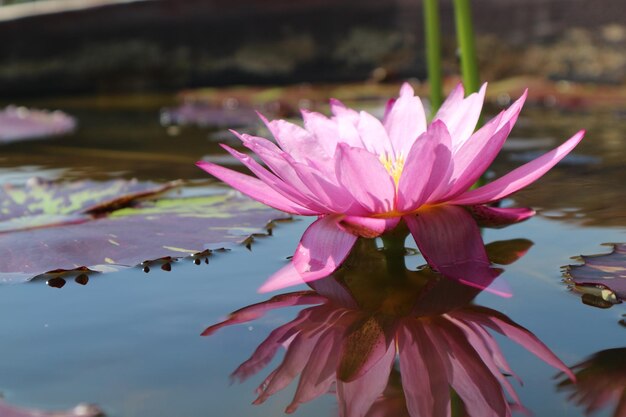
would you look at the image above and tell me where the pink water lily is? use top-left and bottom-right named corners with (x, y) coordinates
top-left (197, 83), bottom-right (584, 292)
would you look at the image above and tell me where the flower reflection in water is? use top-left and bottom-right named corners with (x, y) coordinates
top-left (557, 348), bottom-right (626, 417)
top-left (204, 211), bottom-right (574, 417)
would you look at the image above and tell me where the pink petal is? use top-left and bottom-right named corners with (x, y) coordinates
top-left (356, 111), bottom-right (394, 157)
top-left (382, 98), bottom-right (396, 124)
top-left (465, 205), bottom-right (535, 228)
top-left (220, 144), bottom-right (325, 212)
top-left (329, 99), bottom-right (365, 148)
top-left (195, 161), bottom-right (316, 215)
top-left (237, 132), bottom-right (345, 212)
top-left (449, 130), bottom-right (585, 205)
top-left (384, 83), bottom-right (428, 158)
top-left (434, 83), bottom-right (487, 149)
top-left (262, 114), bottom-right (330, 161)
top-left (259, 216), bottom-right (358, 292)
top-left (286, 158), bottom-right (360, 214)
top-left (337, 341), bottom-right (395, 417)
top-left (443, 91), bottom-right (527, 198)
top-left (338, 216), bottom-right (400, 238)
top-left (403, 205), bottom-right (506, 296)
top-left (335, 144), bottom-right (396, 214)
top-left (201, 291), bottom-right (324, 336)
top-left (397, 120), bottom-right (453, 212)
top-left (301, 110), bottom-right (340, 155)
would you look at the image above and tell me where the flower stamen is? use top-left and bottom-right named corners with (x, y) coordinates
top-left (380, 154), bottom-right (405, 186)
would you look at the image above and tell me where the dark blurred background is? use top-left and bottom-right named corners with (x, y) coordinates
top-left (1, 0), bottom-right (625, 97)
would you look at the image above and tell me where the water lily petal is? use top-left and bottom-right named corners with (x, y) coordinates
top-left (403, 205), bottom-right (506, 296)
top-left (357, 111), bottom-right (394, 157)
top-left (220, 144), bottom-right (328, 213)
top-left (287, 158), bottom-right (361, 214)
top-left (335, 144), bottom-right (396, 214)
top-left (465, 205), bottom-right (535, 228)
top-left (384, 82), bottom-right (428, 158)
top-left (195, 161), bottom-right (316, 215)
top-left (262, 114), bottom-right (330, 161)
top-left (339, 216), bottom-right (400, 238)
top-left (444, 91), bottom-right (527, 198)
top-left (259, 216), bottom-right (358, 292)
top-left (337, 341), bottom-right (395, 417)
top-left (449, 130), bottom-right (585, 205)
top-left (301, 110), bottom-right (340, 155)
top-left (397, 120), bottom-right (453, 211)
top-left (435, 83), bottom-right (487, 149)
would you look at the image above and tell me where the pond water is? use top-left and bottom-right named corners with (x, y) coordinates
top-left (0, 90), bottom-right (624, 417)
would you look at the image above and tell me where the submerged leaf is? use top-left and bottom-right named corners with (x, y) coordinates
top-left (0, 179), bottom-right (287, 283)
top-left (563, 243), bottom-right (626, 304)
top-left (0, 106), bottom-right (76, 143)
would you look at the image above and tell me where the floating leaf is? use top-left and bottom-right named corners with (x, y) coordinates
top-left (563, 243), bottom-right (626, 305)
top-left (160, 101), bottom-right (260, 128)
top-left (0, 106), bottom-right (76, 143)
top-left (0, 179), bottom-right (287, 283)
top-left (0, 399), bottom-right (103, 417)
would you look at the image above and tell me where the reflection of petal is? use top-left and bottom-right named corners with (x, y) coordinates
top-left (231, 309), bottom-right (314, 383)
top-left (338, 315), bottom-right (395, 382)
top-left (259, 216), bottom-right (358, 292)
top-left (404, 205), bottom-right (506, 296)
top-left (201, 291), bottom-right (324, 336)
top-left (398, 320), bottom-right (450, 417)
top-left (287, 325), bottom-right (344, 413)
top-left (337, 342), bottom-right (396, 417)
top-left (461, 306), bottom-right (576, 381)
top-left (429, 319), bottom-right (509, 417)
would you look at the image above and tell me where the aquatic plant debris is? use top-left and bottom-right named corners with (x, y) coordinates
top-left (197, 82), bottom-right (584, 292)
top-left (0, 178), bottom-right (287, 283)
top-left (563, 243), bottom-right (626, 305)
top-left (0, 105), bottom-right (76, 143)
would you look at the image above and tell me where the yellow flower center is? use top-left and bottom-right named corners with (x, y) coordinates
top-left (380, 153), bottom-right (405, 186)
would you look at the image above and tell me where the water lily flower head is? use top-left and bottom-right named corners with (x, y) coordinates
top-left (197, 83), bottom-right (584, 292)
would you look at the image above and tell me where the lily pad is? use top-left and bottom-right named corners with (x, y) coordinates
top-left (0, 106), bottom-right (76, 143)
top-left (0, 400), bottom-right (103, 417)
top-left (0, 178), bottom-right (287, 283)
top-left (563, 243), bottom-right (626, 306)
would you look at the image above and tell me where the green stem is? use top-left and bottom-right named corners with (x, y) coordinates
top-left (453, 0), bottom-right (480, 94)
top-left (423, 0), bottom-right (443, 115)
